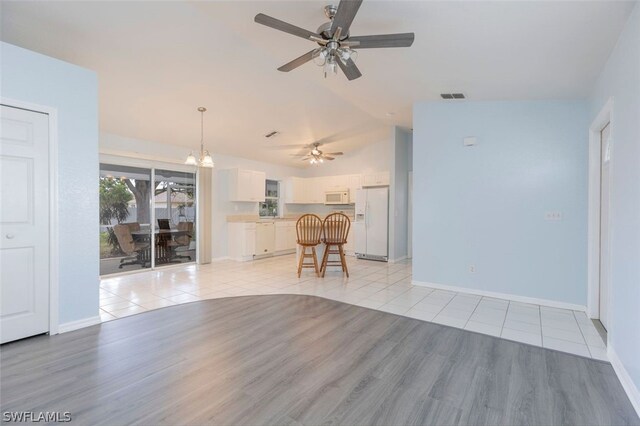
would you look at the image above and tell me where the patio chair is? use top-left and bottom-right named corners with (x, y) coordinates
top-left (167, 221), bottom-right (194, 261)
top-left (113, 223), bottom-right (149, 268)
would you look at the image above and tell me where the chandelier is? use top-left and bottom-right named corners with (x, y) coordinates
top-left (185, 107), bottom-right (214, 168)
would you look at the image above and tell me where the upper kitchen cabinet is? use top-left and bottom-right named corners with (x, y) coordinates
top-left (362, 171), bottom-right (390, 187)
top-left (229, 168), bottom-right (266, 202)
top-left (307, 177), bottom-right (324, 204)
top-left (284, 177), bottom-right (307, 204)
top-left (347, 174), bottom-right (362, 202)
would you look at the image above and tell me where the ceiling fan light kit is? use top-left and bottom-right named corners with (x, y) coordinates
top-left (185, 107), bottom-right (214, 168)
top-left (255, 0), bottom-right (415, 81)
top-left (302, 142), bottom-right (343, 165)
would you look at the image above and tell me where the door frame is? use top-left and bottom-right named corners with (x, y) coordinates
top-left (98, 154), bottom-right (199, 276)
top-left (587, 97), bottom-right (613, 327)
top-left (1, 97), bottom-right (60, 335)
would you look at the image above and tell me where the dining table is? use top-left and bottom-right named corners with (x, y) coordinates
top-left (131, 229), bottom-right (190, 265)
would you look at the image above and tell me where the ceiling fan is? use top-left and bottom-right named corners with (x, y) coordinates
top-left (254, 0), bottom-right (415, 81)
top-left (297, 142), bottom-right (343, 164)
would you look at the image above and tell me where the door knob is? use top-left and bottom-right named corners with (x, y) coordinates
top-left (6, 234), bottom-right (15, 239)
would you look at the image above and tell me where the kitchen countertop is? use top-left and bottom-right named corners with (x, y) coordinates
top-left (227, 214), bottom-right (354, 223)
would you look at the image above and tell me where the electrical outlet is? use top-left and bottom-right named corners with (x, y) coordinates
top-left (545, 211), bottom-right (563, 221)
top-left (469, 265), bottom-right (476, 273)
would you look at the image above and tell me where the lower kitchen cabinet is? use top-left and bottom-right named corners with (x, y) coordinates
top-left (256, 222), bottom-right (275, 256)
top-left (228, 222), bottom-right (256, 261)
top-left (229, 220), bottom-right (296, 261)
top-left (275, 221), bottom-right (297, 253)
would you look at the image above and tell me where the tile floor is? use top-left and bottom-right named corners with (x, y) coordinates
top-left (100, 254), bottom-right (607, 361)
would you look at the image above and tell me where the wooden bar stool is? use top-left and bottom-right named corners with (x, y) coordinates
top-left (320, 213), bottom-right (351, 278)
top-left (296, 214), bottom-right (323, 278)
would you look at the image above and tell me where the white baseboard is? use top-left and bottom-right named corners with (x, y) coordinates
top-left (58, 315), bottom-right (101, 334)
top-left (411, 280), bottom-right (586, 312)
top-left (389, 256), bottom-right (408, 263)
top-left (211, 256), bottom-right (230, 262)
top-left (608, 345), bottom-right (640, 417)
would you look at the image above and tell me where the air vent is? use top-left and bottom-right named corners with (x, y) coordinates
top-left (440, 93), bottom-right (466, 100)
top-left (264, 130), bottom-right (280, 139)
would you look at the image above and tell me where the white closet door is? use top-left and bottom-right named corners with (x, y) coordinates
top-left (0, 105), bottom-right (50, 343)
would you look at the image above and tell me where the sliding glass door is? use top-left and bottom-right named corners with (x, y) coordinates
top-left (153, 169), bottom-right (196, 267)
top-left (99, 162), bottom-right (196, 276)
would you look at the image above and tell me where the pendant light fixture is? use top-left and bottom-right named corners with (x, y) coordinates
top-left (185, 107), bottom-right (214, 168)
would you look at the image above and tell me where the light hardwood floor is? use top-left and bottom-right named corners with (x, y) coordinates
top-left (1, 295), bottom-right (637, 425)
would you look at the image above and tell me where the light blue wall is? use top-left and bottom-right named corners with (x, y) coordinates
top-left (413, 100), bottom-right (588, 305)
top-left (589, 3), bottom-right (640, 400)
top-left (1, 42), bottom-right (99, 324)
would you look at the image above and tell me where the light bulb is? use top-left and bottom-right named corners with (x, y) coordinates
top-left (185, 152), bottom-right (197, 166)
top-left (319, 158), bottom-right (324, 163)
top-left (200, 151), bottom-right (215, 168)
top-left (313, 48), bottom-right (327, 66)
top-left (338, 48), bottom-right (358, 64)
top-left (324, 56), bottom-right (337, 77)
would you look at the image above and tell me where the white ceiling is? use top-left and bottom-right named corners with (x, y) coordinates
top-left (1, 1), bottom-right (635, 167)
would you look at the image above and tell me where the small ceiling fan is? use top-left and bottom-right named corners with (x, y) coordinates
top-left (254, 0), bottom-right (415, 80)
top-left (297, 142), bottom-right (343, 164)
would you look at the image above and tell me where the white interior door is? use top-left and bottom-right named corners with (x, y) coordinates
top-left (0, 105), bottom-right (50, 343)
top-left (366, 187), bottom-right (389, 257)
top-left (599, 122), bottom-right (611, 330)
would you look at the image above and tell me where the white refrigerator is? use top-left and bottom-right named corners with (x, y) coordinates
top-left (354, 187), bottom-right (389, 262)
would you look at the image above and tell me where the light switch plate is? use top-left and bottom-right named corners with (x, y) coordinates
top-left (545, 211), bottom-right (563, 221)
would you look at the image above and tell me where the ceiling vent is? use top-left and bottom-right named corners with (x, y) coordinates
top-left (264, 130), bottom-right (280, 139)
top-left (440, 93), bottom-right (466, 100)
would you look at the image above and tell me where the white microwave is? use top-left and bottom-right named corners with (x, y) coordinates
top-left (325, 190), bottom-right (350, 205)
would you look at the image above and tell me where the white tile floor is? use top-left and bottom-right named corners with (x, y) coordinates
top-left (100, 254), bottom-right (608, 361)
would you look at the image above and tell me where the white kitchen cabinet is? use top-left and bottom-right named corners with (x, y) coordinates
top-left (228, 222), bottom-right (256, 261)
top-left (344, 223), bottom-right (355, 255)
top-left (255, 222), bottom-right (275, 256)
top-left (322, 174), bottom-right (350, 191)
top-left (347, 174), bottom-right (362, 202)
top-left (362, 171), bottom-right (390, 187)
top-left (284, 177), bottom-right (308, 204)
top-left (287, 223), bottom-right (297, 249)
top-left (307, 177), bottom-right (324, 204)
top-left (229, 168), bottom-right (266, 202)
top-left (275, 221), bottom-right (297, 252)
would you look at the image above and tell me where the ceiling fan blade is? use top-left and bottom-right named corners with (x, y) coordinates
top-left (326, 152), bottom-right (343, 156)
top-left (348, 33), bottom-right (415, 49)
top-left (323, 156), bottom-right (336, 160)
top-left (330, 0), bottom-right (363, 38)
top-left (337, 57), bottom-right (362, 81)
top-left (255, 13), bottom-right (319, 41)
top-left (278, 50), bottom-right (316, 72)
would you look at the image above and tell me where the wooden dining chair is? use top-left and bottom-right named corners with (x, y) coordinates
top-left (320, 213), bottom-right (351, 278)
top-left (296, 214), bottom-right (323, 277)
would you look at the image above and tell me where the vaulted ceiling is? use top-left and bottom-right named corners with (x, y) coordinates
top-left (1, 1), bottom-right (635, 166)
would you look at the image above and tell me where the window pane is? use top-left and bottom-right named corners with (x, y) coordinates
top-left (99, 164), bottom-right (152, 275)
top-left (154, 169), bottom-right (196, 267)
